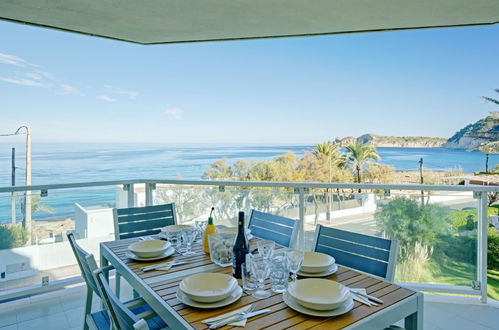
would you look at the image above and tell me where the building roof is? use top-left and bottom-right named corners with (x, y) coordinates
top-left (0, 0), bottom-right (498, 44)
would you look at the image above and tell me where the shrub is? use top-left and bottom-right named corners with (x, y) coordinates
top-left (364, 163), bottom-right (395, 183)
top-left (0, 224), bottom-right (28, 249)
top-left (376, 197), bottom-right (451, 254)
top-left (489, 228), bottom-right (499, 270)
top-left (396, 242), bottom-right (433, 282)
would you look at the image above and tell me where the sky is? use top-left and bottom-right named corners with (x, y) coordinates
top-left (0, 20), bottom-right (498, 144)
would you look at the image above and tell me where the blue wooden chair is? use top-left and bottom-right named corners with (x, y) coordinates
top-left (113, 203), bottom-right (177, 297)
top-left (312, 225), bottom-right (399, 281)
top-left (248, 210), bottom-right (299, 248)
top-left (92, 263), bottom-right (167, 330)
top-left (67, 233), bottom-right (161, 330)
top-left (113, 203), bottom-right (177, 240)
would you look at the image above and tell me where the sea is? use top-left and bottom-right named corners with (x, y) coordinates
top-left (0, 143), bottom-right (497, 224)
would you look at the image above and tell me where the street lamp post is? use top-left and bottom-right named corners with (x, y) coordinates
top-left (14, 126), bottom-right (32, 244)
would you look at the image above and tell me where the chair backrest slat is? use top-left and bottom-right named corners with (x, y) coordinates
top-left (67, 232), bottom-right (100, 297)
top-left (119, 217), bottom-right (171, 234)
top-left (92, 264), bottom-right (140, 330)
top-left (250, 226), bottom-right (292, 247)
top-left (313, 225), bottom-right (398, 281)
top-left (248, 210), bottom-right (299, 248)
top-left (114, 203), bottom-right (177, 240)
top-left (317, 235), bottom-right (390, 261)
top-left (116, 204), bottom-right (172, 216)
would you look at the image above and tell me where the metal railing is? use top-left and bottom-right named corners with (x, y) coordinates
top-left (0, 178), bottom-right (497, 303)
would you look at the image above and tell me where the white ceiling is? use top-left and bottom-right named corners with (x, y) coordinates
top-left (0, 0), bottom-right (498, 44)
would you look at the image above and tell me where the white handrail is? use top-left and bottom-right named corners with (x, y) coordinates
top-left (1, 178), bottom-right (498, 193)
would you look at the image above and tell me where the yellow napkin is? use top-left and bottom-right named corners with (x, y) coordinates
top-left (202, 305), bottom-right (252, 327)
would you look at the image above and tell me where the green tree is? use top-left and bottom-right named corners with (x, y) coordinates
top-left (345, 141), bottom-right (380, 188)
top-left (376, 197), bottom-right (451, 256)
top-left (0, 224), bottom-right (29, 249)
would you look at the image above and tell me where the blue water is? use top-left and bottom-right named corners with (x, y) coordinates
top-left (0, 143), bottom-right (497, 223)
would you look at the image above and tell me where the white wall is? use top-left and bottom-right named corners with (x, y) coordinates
top-left (304, 193), bottom-right (377, 224)
top-left (74, 203), bottom-right (114, 239)
top-left (0, 235), bottom-right (113, 282)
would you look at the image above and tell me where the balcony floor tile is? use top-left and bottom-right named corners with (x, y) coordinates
top-left (0, 307), bottom-right (17, 328)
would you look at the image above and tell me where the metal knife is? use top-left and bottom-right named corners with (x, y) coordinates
top-left (349, 289), bottom-right (384, 304)
top-left (209, 309), bottom-right (271, 329)
top-left (141, 261), bottom-right (188, 272)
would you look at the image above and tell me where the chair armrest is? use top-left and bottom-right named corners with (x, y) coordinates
top-left (102, 265), bottom-right (115, 272)
top-left (135, 309), bottom-right (155, 320)
top-left (124, 298), bottom-right (146, 309)
top-left (133, 319), bottom-right (150, 330)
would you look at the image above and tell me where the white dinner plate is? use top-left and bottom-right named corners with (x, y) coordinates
top-left (282, 291), bottom-right (354, 317)
top-left (126, 246), bottom-right (175, 261)
top-left (176, 285), bottom-right (242, 309)
top-left (297, 263), bottom-right (338, 277)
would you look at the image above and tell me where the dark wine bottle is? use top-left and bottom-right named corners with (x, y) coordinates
top-left (232, 211), bottom-right (249, 279)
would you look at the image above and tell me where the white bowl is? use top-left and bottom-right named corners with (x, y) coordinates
top-left (300, 252), bottom-right (335, 273)
top-left (179, 273), bottom-right (237, 303)
top-left (287, 279), bottom-right (350, 311)
top-left (161, 224), bottom-right (193, 235)
top-left (128, 240), bottom-right (169, 258)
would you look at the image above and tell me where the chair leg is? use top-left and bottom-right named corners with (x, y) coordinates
top-left (83, 287), bottom-right (93, 330)
top-left (115, 272), bottom-right (121, 298)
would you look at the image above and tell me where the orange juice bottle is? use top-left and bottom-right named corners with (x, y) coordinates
top-left (203, 207), bottom-right (216, 254)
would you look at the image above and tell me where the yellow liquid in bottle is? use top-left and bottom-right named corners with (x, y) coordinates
top-left (203, 217), bottom-right (216, 254)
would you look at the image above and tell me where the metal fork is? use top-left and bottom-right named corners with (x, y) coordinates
top-left (205, 304), bottom-right (257, 325)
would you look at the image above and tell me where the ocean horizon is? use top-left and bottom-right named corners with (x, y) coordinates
top-left (0, 143), bottom-right (497, 224)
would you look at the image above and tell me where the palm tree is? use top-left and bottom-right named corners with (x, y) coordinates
top-left (17, 195), bottom-right (54, 222)
top-left (310, 141), bottom-right (345, 221)
top-left (478, 89), bottom-right (499, 172)
top-left (483, 89), bottom-right (499, 106)
top-left (345, 141), bottom-right (380, 190)
top-left (311, 141), bottom-right (344, 182)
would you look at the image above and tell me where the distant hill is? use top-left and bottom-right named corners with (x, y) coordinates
top-left (443, 112), bottom-right (499, 151)
top-left (335, 113), bottom-right (499, 150)
top-left (334, 134), bottom-right (446, 148)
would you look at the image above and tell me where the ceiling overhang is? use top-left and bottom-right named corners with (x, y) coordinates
top-left (1, 1), bottom-right (498, 44)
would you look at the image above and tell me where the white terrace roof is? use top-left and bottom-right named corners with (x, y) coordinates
top-left (1, 0), bottom-right (498, 44)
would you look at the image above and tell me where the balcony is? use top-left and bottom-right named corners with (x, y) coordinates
top-left (0, 179), bottom-right (498, 329)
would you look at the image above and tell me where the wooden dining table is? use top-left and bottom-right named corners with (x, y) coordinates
top-left (100, 236), bottom-right (423, 330)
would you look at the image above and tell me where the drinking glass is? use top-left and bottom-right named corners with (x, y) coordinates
top-left (181, 227), bottom-right (197, 255)
top-left (165, 230), bottom-right (179, 249)
top-left (241, 262), bottom-right (257, 291)
top-left (270, 254), bottom-right (289, 293)
top-left (194, 219), bottom-right (207, 242)
top-left (167, 231), bottom-right (188, 254)
top-left (286, 250), bottom-right (304, 282)
top-left (251, 256), bottom-right (271, 299)
top-left (257, 240), bottom-right (275, 260)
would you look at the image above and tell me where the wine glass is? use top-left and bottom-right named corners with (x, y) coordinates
top-left (257, 240), bottom-right (275, 260)
top-left (181, 227), bottom-right (197, 255)
top-left (250, 256), bottom-right (271, 299)
top-left (286, 250), bottom-right (304, 282)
